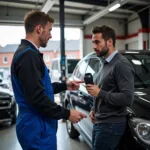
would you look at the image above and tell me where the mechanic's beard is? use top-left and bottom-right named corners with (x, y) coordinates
top-left (39, 35), bottom-right (48, 48)
top-left (41, 42), bottom-right (47, 48)
top-left (40, 39), bottom-right (47, 48)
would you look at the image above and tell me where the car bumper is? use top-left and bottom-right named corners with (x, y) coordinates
top-left (0, 102), bottom-right (13, 123)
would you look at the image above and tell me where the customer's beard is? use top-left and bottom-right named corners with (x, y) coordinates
top-left (97, 47), bottom-right (109, 57)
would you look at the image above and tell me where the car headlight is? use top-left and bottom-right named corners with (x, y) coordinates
top-left (129, 118), bottom-right (150, 146)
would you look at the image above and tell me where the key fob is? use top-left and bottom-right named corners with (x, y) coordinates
top-left (84, 73), bottom-right (93, 84)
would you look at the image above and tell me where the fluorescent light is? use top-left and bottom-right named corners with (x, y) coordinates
top-left (41, 0), bottom-right (55, 13)
top-left (83, 0), bottom-right (130, 25)
top-left (109, 3), bottom-right (121, 12)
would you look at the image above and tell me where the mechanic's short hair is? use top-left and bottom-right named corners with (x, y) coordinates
top-left (24, 10), bottom-right (54, 33)
top-left (92, 25), bottom-right (116, 47)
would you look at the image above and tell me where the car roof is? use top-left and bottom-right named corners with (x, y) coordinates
top-left (52, 58), bottom-right (80, 61)
top-left (86, 50), bottom-right (150, 58)
top-left (79, 50), bottom-right (150, 64)
top-left (119, 50), bottom-right (150, 54)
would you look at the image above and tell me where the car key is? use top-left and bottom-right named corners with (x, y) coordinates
top-left (84, 73), bottom-right (94, 84)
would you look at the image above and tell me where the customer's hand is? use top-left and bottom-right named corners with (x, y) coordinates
top-left (90, 111), bottom-right (95, 124)
top-left (67, 80), bottom-right (83, 91)
top-left (69, 110), bottom-right (87, 123)
top-left (86, 84), bottom-right (100, 97)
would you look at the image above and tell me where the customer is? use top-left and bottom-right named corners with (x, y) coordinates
top-left (11, 10), bottom-right (86, 150)
top-left (86, 25), bottom-right (134, 150)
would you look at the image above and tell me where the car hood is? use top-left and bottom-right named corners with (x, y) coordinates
top-left (135, 88), bottom-right (150, 104)
top-left (0, 87), bottom-right (13, 96)
top-left (133, 88), bottom-right (150, 119)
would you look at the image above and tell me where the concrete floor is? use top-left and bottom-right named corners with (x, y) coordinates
top-left (0, 120), bottom-right (91, 150)
top-left (0, 95), bottom-right (91, 150)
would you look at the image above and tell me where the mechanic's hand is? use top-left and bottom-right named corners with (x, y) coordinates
top-left (67, 80), bottom-right (83, 91)
top-left (86, 84), bottom-right (101, 97)
top-left (69, 110), bottom-right (87, 123)
top-left (90, 111), bottom-right (95, 124)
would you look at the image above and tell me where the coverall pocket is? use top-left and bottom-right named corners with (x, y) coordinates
top-left (39, 119), bottom-right (57, 149)
top-left (16, 113), bottom-right (42, 150)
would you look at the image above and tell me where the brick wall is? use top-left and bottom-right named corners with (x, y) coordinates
top-left (0, 50), bottom-right (80, 69)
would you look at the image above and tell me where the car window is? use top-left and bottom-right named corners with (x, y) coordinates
top-left (67, 59), bottom-right (79, 74)
top-left (85, 58), bottom-right (102, 84)
top-left (73, 59), bottom-right (89, 81)
top-left (79, 57), bottom-right (101, 94)
top-left (124, 54), bottom-right (150, 88)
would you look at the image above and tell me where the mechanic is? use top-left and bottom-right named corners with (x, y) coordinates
top-left (11, 10), bottom-right (86, 150)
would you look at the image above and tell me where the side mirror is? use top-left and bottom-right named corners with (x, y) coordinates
top-left (0, 79), bottom-right (2, 83)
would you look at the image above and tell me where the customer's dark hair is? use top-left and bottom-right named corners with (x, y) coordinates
top-left (24, 10), bottom-right (54, 33)
top-left (92, 25), bottom-right (116, 47)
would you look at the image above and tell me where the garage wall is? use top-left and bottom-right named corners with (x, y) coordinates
top-left (128, 13), bottom-right (141, 34)
top-left (127, 13), bottom-right (150, 50)
top-left (83, 12), bottom-right (150, 56)
top-left (83, 38), bottom-right (92, 56)
top-left (126, 13), bottom-right (142, 50)
top-left (116, 40), bottom-right (125, 50)
top-left (128, 41), bottom-right (138, 50)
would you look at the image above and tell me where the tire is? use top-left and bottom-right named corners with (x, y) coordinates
top-left (66, 121), bottom-right (80, 139)
top-left (66, 103), bottom-right (80, 139)
top-left (11, 103), bottom-right (17, 124)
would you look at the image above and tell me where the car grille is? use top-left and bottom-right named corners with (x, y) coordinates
top-left (0, 110), bottom-right (10, 119)
top-left (0, 97), bottom-right (11, 109)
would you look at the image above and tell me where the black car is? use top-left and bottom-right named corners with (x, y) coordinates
top-left (64, 50), bottom-right (150, 150)
top-left (0, 79), bottom-right (17, 124)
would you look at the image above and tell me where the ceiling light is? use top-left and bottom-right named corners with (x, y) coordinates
top-left (41, 0), bottom-right (55, 13)
top-left (109, 3), bottom-right (121, 12)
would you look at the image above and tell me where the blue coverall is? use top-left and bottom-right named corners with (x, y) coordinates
top-left (11, 47), bottom-right (57, 150)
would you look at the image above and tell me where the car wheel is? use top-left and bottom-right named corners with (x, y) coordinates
top-left (66, 103), bottom-right (80, 139)
top-left (11, 103), bottom-right (17, 124)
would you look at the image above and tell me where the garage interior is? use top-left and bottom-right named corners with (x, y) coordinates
top-left (0, 0), bottom-right (150, 150)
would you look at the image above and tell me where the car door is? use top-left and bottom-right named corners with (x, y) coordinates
top-left (69, 57), bottom-right (89, 109)
top-left (72, 56), bottom-right (102, 140)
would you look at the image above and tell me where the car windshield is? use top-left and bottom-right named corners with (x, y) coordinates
top-left (124, 53), bottom-right (150, 88)
top-left (67, 59), bottom-right (79, 74)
